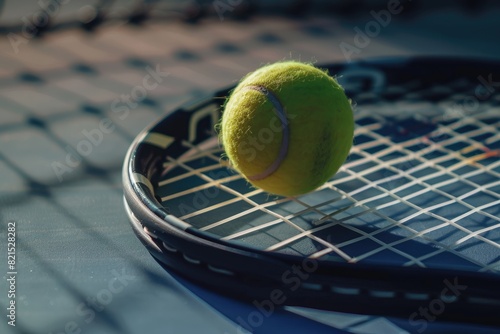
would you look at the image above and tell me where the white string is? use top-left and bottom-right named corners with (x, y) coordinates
top-left (156, 104), bottom-right (499, 270)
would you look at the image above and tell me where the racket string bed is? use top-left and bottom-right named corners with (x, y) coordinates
top-left (154, 98), bottom-right (499, 269)
top-left (158, 90), bottom-right (497, 266)
top-left (123, 57), bottom-right (500, 325)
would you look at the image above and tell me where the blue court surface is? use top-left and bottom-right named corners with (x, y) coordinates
top-left (1, 1), bottom-right (499, 333)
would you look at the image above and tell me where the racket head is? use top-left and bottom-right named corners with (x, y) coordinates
top-left (123, 56), bottom-right (500, 323)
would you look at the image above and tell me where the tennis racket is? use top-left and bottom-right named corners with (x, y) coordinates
top-left (123, 57), bottom-right (500, 328)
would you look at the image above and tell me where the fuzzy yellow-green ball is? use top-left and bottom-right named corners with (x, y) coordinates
top-left (220, 61), bottom-right (354, 196)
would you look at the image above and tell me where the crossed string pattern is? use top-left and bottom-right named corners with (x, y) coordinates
top-left (158, 78), bottom-right (500, 273)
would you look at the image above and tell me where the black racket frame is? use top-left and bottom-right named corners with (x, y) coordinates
top-left (123, 57), bottom-right (500, 326)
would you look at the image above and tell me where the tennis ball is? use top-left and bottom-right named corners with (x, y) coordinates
top-left (220, 61), bottom-right (354, 196)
